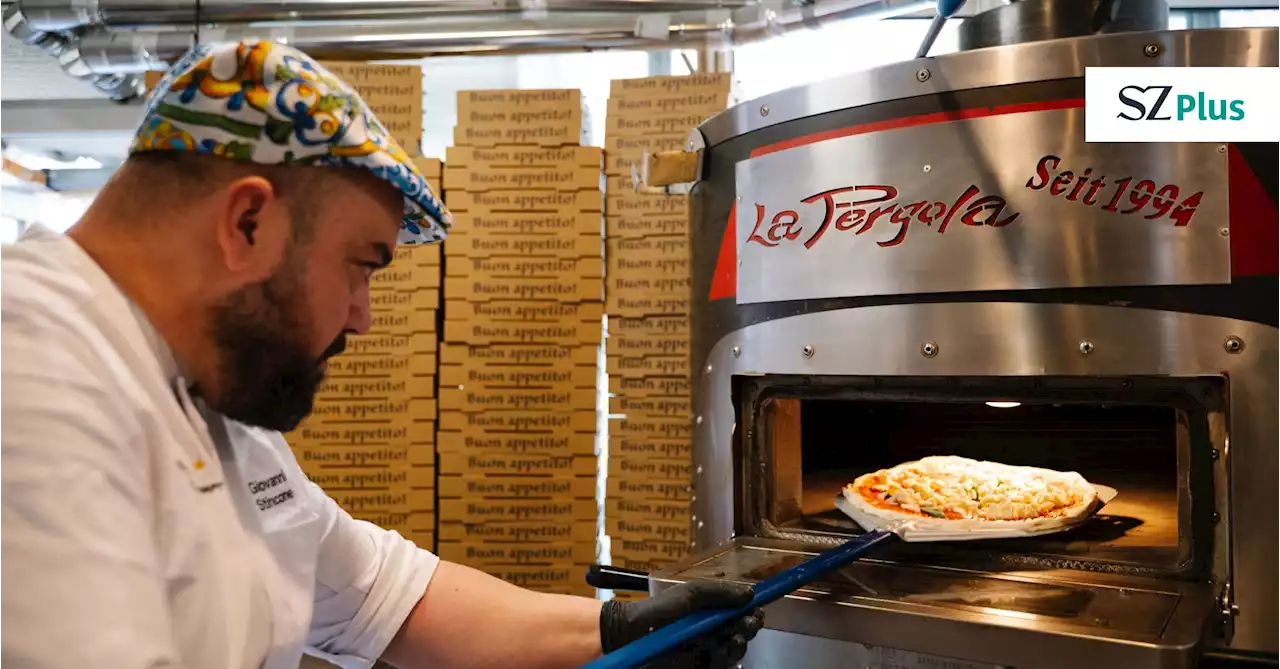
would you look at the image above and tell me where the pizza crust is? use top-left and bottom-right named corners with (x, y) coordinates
top-left (838, 456), bottom-right (1104, 538)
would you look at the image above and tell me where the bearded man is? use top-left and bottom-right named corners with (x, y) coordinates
top-left (0, 40), bottom-right (761, 669)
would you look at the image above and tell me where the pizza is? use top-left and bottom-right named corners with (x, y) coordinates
top-left (840, 456), bottom-right (1102, 533)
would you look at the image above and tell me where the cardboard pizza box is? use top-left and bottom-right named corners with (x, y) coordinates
top-left (439, 409), bottom-right (596, 434)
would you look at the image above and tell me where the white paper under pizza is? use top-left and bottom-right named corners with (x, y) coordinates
top-left (833, 456), bottom-right (1119, 543)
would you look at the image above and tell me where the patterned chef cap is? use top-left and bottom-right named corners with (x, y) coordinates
top-left (130, 40), bottom-right (450, 245)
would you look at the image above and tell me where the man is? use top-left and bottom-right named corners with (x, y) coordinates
top-left (0, 41), bottom-right (763, 668)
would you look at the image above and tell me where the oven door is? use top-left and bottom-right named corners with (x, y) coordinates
top-left (657, 374), bottom-right (1228, 669)
top-left (650, 536), bottom-right (1215, 669)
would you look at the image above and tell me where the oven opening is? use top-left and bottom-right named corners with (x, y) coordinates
top-left (747, 377), bottom-right (1222, 579)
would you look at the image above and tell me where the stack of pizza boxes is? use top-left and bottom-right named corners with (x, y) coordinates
top-left (287, 62), bottom-right (440, 552)
top-left (436, 88), bottom-right (603, 598)
top-left (602, 74), bottom-right (732, 597)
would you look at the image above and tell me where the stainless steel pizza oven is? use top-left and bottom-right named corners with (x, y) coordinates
top-left (650, 14), bottom-right (1278, 669)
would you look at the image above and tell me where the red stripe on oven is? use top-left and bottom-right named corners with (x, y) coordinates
top-left (1227, 145), bottom-right (1279, 277)
top-left (747, 98), bottom-right (1087, 159)
top-left (708, 202), bottom-right (738, 301)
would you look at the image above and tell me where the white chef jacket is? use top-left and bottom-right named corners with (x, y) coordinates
top-left (1, 225), bottom-right (439, 669)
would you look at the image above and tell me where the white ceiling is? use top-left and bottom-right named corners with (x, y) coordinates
top-left (2, 2), bottom-right (1275, 163)
top-left (1, 28), bottom-right (142, 164)
top-left (1, 30), bottom-right (107, 101)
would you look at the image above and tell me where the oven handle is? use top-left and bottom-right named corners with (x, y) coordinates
top-left (586, 564), bottom-right (651, 592)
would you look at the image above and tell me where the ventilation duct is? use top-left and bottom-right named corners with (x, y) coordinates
top-left (5, 0), bottom-right (931, 101)
top-left (12, 0), bottom-right (761, 31)
top-left (3, 5), bottom-right (146, 100)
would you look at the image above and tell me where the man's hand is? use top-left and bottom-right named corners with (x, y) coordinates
top-left (599, 581), bottom-right (765, 668)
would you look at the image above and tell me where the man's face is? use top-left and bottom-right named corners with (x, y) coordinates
top-left (206, 174), bottom-right (402, 432)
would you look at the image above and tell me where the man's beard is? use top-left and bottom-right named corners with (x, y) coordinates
top-left (205, 249), bottom-right (345, 432)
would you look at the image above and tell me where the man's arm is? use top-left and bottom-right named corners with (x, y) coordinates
top-left (382, 561), bottom-right (604, 669)
top-left (382, 562), bottom-right (765, 669)
top-left (297, 471), bottom-right (599, 669)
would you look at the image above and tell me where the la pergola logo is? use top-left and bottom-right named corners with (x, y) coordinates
top-left (1085, 67), bottom-right (1279, 143)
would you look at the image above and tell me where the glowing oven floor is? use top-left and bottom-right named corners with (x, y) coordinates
top-left (795, 470), bottom-right (1182, 571)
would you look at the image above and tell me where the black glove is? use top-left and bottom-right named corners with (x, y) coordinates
top-left (600, 580), bottom-right (765, 669)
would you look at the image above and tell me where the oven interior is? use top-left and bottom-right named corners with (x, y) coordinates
top-left (652, 376), bottom-right (1227, 660)
top-left (744, 375), bottom-right (1223, 580)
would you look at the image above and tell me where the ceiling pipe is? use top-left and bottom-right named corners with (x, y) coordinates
top-left (6, 0), bottom-right (930, 99)
top-left (72, 27), bottom-right (194, 72)
top-left (14, 0), bottom-right (757, 32)
top-left (77, 0), bottom-right (930, 65)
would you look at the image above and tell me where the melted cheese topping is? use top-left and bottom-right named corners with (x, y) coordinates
top-left (856, 456), bottom-right (1087, 521)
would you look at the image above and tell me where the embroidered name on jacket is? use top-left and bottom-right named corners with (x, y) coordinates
top-left (249, 470), bottom-right (294, 511)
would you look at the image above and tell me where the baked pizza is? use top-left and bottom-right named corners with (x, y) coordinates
top-left (840, 456), bottom-right (1102, 533)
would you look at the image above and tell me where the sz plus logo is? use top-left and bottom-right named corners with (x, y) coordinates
top-left (1116, 85), bottom-right (1245, 122)
top-left (1085, 67), bottom-right (1279, 143)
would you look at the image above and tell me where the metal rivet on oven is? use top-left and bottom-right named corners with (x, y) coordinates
top-left (759, 105), bottom-right (770, 117)
top-left (736, 195), bottom-right (742, 202)
top-left (1219, 227), bottom-right (1230, 237)
top-left (916, 68), bottom-right (931, 82)
top-left (1211, 449), bottom-right (1221, 461)
top-left (1224, 336), bottom-right (1244, 353)
top-left (706, 364), bottom-right (713, 374)
top-left (802, 345), bottom-right (815, 358)
top-left (732, 346), bottom-right (740, 358)
top-left (697, 520), bottom-right (705, 529)
top-left (696, 465), bottom-right (704, 475)
top-left (688, 140), bottom-right (696, 151)
top-left (691, 495), bottom-right (697, 502)
top-left (1143, 43), bottom-right (1161, 57)
top-left (695, 415), bottom-right (703, 425)
top-left (923, 164), bottom-right (932, 173)
top-left (1212, 512), bottom-right (1221, 524)
top-left (921, 341), bottom-right (938, 358)
top-left (1078, 340), bottom-right (1095, 355)
top-left (1217, 145), bottom-right (1227, 154)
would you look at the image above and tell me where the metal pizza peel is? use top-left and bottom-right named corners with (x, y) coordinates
top-left (580, 482), bottom-right (1116, 669)
top-left (580, 529), bottom-right (898, 669)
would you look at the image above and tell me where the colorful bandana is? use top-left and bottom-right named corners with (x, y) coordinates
top-left (130, 40), bottom-right (450, 245)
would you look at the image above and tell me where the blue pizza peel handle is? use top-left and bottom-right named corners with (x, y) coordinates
top-left (580, 529), bottom-right (898, 669)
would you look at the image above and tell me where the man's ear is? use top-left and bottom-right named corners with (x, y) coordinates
top-left (216, 176), bottom-right (290, 276)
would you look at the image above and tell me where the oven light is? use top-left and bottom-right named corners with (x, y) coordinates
top-left (985, 401), bottom-right (1022, 408)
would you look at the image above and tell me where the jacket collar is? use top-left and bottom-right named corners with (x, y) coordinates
top-left (21, 224), bottom-right (184, 386)
top-left (19, 225), bottom-right (229, 483)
